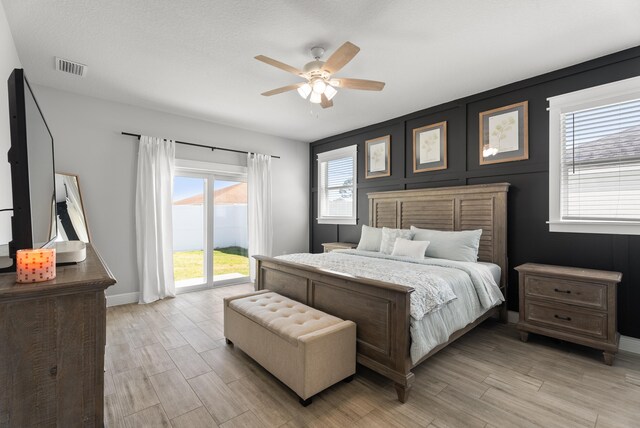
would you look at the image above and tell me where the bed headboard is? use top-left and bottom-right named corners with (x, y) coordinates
top-left (368, 183), bottom-right (510, 290)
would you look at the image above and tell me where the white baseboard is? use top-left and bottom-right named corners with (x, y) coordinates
top-left (506, 310), bottom-right (639, 355)
top-left (106, 292), bottom-right (139, 307)
top-left (620, 335), bottom-right (640, 355)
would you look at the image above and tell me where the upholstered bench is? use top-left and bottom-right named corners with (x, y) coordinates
top-left (223, 290), bottom-right (356, 406)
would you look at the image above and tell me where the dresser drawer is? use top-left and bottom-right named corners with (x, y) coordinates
top-left (524, 275), bottom-right (606, 310)
top-left (525, 302), bottom-right (607, 339)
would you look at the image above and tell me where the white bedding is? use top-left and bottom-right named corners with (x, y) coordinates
top-left (278, 251), bottom-right (457, 319)
top-left (479, 261), bottom-right (501, 285)
top-left (275, 250), bottom-right (504, 363)
top-left (410, 272), bottom-right (492, 363)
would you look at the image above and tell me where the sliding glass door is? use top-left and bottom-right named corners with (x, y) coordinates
top-left (172, 168), bottom-right (249, 291)
top-left (212, 179), bottom-right (249, 281)
top-left (172, 175), bottom-right (206, 288)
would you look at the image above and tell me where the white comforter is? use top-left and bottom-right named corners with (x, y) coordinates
top-left (275, 250), bottom-right (504, 362)
top-left (279, 251), bottom-right (454, 319)
top-left (276, 250), bottom-right (503, 318)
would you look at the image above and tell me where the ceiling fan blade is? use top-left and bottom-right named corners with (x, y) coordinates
top-left (320, 93), bottom-right (333, 109)
top-left (261, 83), bottom-right (304, 96)
top-left (322, 42), bottom-right (360, 74)
top-left (331, 78), bottom-right (385, 91)
top-left (255, 55), bottom-right (305, 77)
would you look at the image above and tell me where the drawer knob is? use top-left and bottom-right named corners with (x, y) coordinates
top-left (554, 314), bottom-right (572, 321)
top-left (554, 288), bottom-right (571, 294)
top-left (49, 366), bottom-right (58, 376)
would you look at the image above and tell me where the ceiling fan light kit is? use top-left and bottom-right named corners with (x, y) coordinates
top-left (312, 78), bottom-right (326, 95)
top-left (297, 83), bottom-right (312, 99)
top-left (309, 91), bottom-right (322, 104)
top-left (324, 84), bottom-right (337, 100)
top-left (256, 41), bottom-right (385, 109)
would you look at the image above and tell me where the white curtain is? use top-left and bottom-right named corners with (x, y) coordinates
top-left (136, 135), bottom-right (176, 303)
top-left (247, 153), bottom-right (273, 282)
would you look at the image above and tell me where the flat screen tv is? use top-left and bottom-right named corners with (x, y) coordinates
top-left (4, 68), bottom-right (57, 269)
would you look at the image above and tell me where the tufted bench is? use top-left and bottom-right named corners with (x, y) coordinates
top-left (223, 290), bottom-right (356, 406)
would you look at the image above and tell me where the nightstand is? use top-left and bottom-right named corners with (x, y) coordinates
top-left (322, 242), bottom-right (357, 253)
top-left (515, 263), bottom-right (622, 365)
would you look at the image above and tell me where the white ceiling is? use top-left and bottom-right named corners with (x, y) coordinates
top-left (3, 1), bottom-right (640, 143)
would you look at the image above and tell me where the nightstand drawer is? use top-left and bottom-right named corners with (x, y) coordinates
top-left (525, 302), bottom-right (607, 339)
top-left (524, 275), bottom-right (606, 310)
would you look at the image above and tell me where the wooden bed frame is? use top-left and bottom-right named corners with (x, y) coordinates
top-left (254, 183), bottom-right (509, 402)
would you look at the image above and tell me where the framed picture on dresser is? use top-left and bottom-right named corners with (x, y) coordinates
top-left (365, 135), bottom-right (391, 179)
top-left (413, 121), bottom-right (447, 173)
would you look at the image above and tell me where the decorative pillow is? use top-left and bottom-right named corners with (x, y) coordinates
top-left (356, 225), bottom-right (383, 252)
top-left (410, 226), bottom-right (482, 262)
top-left (391, 238), bottom-right (430, 259)
top-left (379, 227), bottom-right (414, 255)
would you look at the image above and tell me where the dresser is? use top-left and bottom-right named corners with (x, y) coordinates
top-left (321, 242), bottom-right (358, 253)
top-left (515, 263), bottom-right (621, 365)
top-left (0, 244), bottom-right (116, 427)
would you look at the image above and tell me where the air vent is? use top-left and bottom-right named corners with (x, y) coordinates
top-left (55, 57), bottom-right (87, 77)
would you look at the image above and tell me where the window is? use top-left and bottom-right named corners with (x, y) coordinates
top-left (548, 76), bottom-right (640, 235)
top-left (317, 145), bottom-right (357, 225)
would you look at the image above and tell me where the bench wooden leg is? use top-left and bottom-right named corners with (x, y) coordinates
top-left (394, 382), bottom-right (411, 403)
top-left (299, 397), bottom-right (312, 407)
top-left (225, 338), bottom-right (233, 346)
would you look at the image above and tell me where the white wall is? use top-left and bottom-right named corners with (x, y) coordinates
top-left (172, 205), bottom-right (205, 252)
top-left (0, 3), bottom-right (22, 244)
top-left (172, 205), bottom-right (248, 251)
top-left (212, 205), bottom-right (247, 249)
top-left (32, 85), bottom-right (309, 298)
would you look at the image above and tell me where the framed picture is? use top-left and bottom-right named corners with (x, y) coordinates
top-left (413, 121), bottom-right (447, 173)
top-left (365, 135), bottom-right (391, 179)
top-left (479, 101), bottom-right (528, 165)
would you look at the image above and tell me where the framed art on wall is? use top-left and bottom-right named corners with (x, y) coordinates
top-left (365, 135), bottom-right (391, 179)
top-left (479, 101), bottom-right (528, 165)
top-left (413, 121), bottom-right (447, 173)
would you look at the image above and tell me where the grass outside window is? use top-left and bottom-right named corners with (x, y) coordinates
top-left (173, 246), bottom-right (249, 282)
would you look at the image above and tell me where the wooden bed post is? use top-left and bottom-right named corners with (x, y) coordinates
top-left (395, 383), bottom-right (412, 403)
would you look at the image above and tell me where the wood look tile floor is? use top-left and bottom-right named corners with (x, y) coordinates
top-left (105, 283), bottom-right (640, 428)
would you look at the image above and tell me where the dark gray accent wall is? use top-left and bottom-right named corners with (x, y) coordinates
top-left (310, 45), bottom-right (640, 339)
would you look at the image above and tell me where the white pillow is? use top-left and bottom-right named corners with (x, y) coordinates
top-left (356, 225), bottom-right (383, 252)
top-left (410, 226), bottom-right (482, 262)
top-left (380, 227), bottom-right (414, 254)
top-left (391, 238), bottom-right (430, 259)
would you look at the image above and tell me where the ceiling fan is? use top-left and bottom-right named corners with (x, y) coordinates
top-left (255, 42), bottom-right (385, 109)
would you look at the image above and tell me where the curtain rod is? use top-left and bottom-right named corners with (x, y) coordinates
top-left (121, 132), bottom-right (281, 159)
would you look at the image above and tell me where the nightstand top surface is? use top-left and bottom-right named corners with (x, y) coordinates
top-left (515, 262), bottom-right (622, 283)
top-left (322, 242), bottom-right (357, 247)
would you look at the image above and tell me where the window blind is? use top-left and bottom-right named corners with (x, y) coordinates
top-left (561, 98), bottom-right (640, 222)
top-left (317, 145), bottom-right (357, 224)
